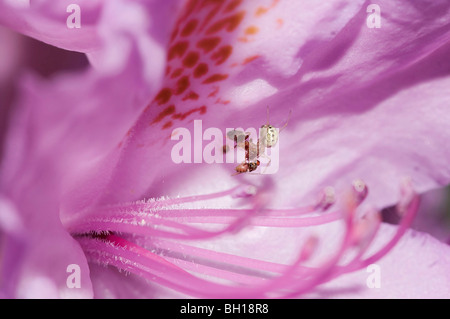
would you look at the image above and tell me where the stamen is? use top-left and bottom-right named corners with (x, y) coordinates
top-left (396, 178), bottom-right (416, 217)
top-left (352, 179), bottom-right (369, 205)
top-left (299, 236), bottom-right (319, 261)
top-left (152, 239), bottom-right (303, 276)
top-left (231, 184), bottom-right (257, 198)
top-left (64, 185), bottom-right (259, 240)
top-left (70, 180), bottom-right (420, 298)
top-left (152, 184), bottom-right (249, 206)
top-left (349, 208), bottom-right (381, 248)
top-left (78, 236), bottom-right (247, 298)
top-left (162, 209), bottom-right (341, 227)
top-left (315, 186), bottom-right (336, 211)
top-left (273, 211), bottom-right (357, 298)
top-left (361, 180), bottom-right (419, 266)
top-left (80, 234), bottom-right (322, 298)
top-left (341, 181), bottom-right (420, 272)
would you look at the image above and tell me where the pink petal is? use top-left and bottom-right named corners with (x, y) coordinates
top-left (388, 186), bottom-right (450, 243)
top-left (0, 0), bottom-right (102, 52)
top-left (0, 0), bottom-right (181, 61)
top-left (75, 0), bottom-right (450, 213)
top-left (0, 1), bottom-right (178, 297)
top-left (2, 0), bottom-right (450, 299)
top-left (71, 0), bottom-right (367, 207)
top-left (311, 225), bottom-right (450, 298)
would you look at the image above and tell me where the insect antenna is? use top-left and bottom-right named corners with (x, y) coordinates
top-left (266, 105), bottom-right (292, 132)
top-left (279, 109), bottom-right (292, 132)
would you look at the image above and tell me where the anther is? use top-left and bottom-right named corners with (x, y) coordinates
top-left (231, 185), bottom-right (257, 198)
top-left (352, 179), bottom-right (368, 205)
top-left (315, 186), bottom-right (336, 211)
top-left (396, 178), bottom-right (417, 217)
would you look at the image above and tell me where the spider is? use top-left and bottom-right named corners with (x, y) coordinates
top-left (224, 106), bottom-right (291, 175)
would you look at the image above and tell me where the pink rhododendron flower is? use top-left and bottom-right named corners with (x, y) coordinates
top-left (1, 0), bottom-right (450, 299)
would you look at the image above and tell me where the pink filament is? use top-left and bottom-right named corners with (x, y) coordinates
top-left (65, 186), bottom-right (335, 240)
top-left (70, 183), bottom-right (420, 298)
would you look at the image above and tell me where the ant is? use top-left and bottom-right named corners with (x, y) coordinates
top-left (224, 106), bottom-right (291, 175)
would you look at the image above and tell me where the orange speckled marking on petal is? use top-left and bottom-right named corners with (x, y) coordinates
top-left (174, 76), bottom-right (191, 95)
top-left (202, 74), bottom-right (229, 84)
top-left (245, 25), bottom-right (259, 35)
top-left (165, 65), bottom-right (172, 76)
top-left (276, 18), bottom-right (284, 27)
top-left (255, 6), bottom-right (268, 16)
top-left (205, 11), bottom-right (246, 34)
top-left (196, 37), bottom-right (221, 53)
top-left (182, 91), bottom-right (200, 101)
top-left (200, 0), bottom-right (222, 9)
top-left (216, 98), bottom-right (230, 105)
top-left (199, 105), bottom-right (207, 114)
top-left (182, 51), bottom-right (200, 68)
top-left (180, 19), bottom-right (199, 37)
top-left (162, 121), bottom-right (173, 129)
top-left (198, 2), bottom-right (223, 32)
top-left (255, 0), bottom-right (279, 17)
top-left (193, 63), bottom-right (209, 78)
top-left (208, 86), bottom-right (219, 97)
top-left (211, 45), bottom-right (233, 65)
top-left (224, 0), bottom-right (242, 13)
top-left (148, 0), bottom-right (253, 131)
top-left (168, 41), bottom-right (189, 61)
top-left (172, 105), bottom-right (207, 121)
top-left (178, 0), bottom-right (199, 23)
top-left (171, 68), bottom-right (184, 79)
top-left (243, 55), bottom-right (261, 65)
top-left (237, 36), bottom-right (250, 43)
top-left (154, 88), bottom-right (172, 105)
top-left (152, 105), bottom-right (176, 124)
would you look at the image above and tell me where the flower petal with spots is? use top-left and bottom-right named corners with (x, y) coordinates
top-left (2, 0), bottom-right (450, 299)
